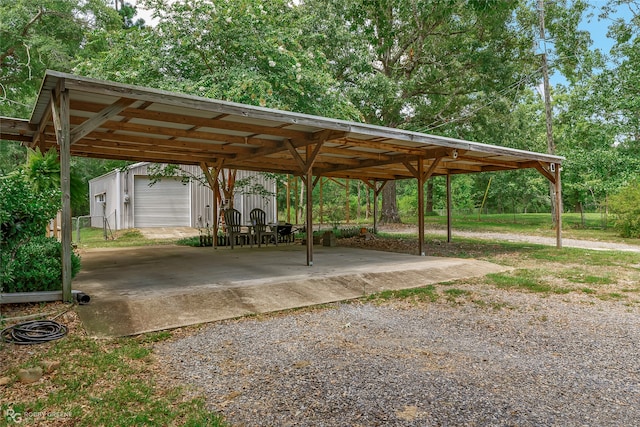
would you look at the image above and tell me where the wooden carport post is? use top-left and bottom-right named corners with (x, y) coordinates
top-left (200, 160), bottom-right (224, 248)
top-left (51, 83), bottom-right (73, 302)
top-left (417, 159), bottom-right (425, 256)
top-left (555, 164), bottom-right (563, 249)
top-left (403, 157), bottom-right (443, 256)
top-left (362, 180), bottom-right (386, 234)
top-left (285, 138), bottom-right (323, 265)
top-left (305, 168), bottom-right (313, 266)
top-left (446, 173), bottom-right (452, 243)
top-left (534, 161), bottom-right (563, 248)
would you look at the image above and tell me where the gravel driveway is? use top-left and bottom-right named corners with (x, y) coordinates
top-left (156, 288), bottom-right (640, 426)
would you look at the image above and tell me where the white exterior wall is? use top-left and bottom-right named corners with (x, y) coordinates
top-left (89, 169), bottom-right (120, 229)
top-left (89, 163), bottom-right (277, 229)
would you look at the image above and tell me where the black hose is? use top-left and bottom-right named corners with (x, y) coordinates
top-left (0, 320), bottom-right (68, 345)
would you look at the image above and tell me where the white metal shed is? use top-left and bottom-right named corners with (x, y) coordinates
top-left (89, 162), bottom-right (277, 230)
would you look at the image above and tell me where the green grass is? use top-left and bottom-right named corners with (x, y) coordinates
top-left (1, 333), bottom-right (225, 426)
top-left (411, 212), bottom-right (630, 243)
top-left (560, 269), bottom-right (614, 285)
top-left (75, 227), bottom-right (178, 248)
top-left (486, 269), bottom-right (553, 293)
top-left (177, 236), bottom-right (202, 247)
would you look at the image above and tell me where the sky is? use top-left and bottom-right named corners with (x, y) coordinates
top-left (580, 1), bottom-right (636, 54)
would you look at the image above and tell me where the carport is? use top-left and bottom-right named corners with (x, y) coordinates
top-left (0, 71), bottom-right (564, 303)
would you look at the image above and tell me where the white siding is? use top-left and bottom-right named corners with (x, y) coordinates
top-left (133, 177), bottom-right (190, 227)
top-left (89, 162), bottom-right (276, 230)
top-left (89, 170), bottom-right (119, 228)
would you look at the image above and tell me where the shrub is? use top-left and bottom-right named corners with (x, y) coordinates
top-left (4, 236), bottom-right (81, 293)
top-left (609, 181), bottom-right (640, 238)
top-left (1, 171), bottom-right (80, 293)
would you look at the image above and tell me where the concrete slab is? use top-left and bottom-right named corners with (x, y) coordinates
top-left (137, 227), bottom-right (200, 240)
top-left (74, 245), bottom-right (509, 337)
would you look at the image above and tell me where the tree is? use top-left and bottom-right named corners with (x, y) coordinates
top-left (299, 0), bottom-right (545, 223)
top-left (596, 1), bottom-right (640, 154)
top-left (25, 147), bottom-right (86, 215)
top-left (79, 0), bottom-right (359, 119)
top-left (0, 0), bottom-right (122, 117)
top-left (609, 180), bottom-right (640, 237)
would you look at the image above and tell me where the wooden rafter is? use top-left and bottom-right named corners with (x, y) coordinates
top-left (70, 97), bottom-right (136, 144)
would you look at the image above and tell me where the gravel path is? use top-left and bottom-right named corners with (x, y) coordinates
top-left (156, 290), bottom-right (640, 426)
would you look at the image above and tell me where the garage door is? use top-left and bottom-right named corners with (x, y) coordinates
top-left (134, 177), bottom-right (190, 227)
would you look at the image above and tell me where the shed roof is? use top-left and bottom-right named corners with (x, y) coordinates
top-left (0, 70), bottom-right (563, 180)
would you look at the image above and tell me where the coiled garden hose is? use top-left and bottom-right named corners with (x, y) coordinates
top-left (1, 320), bottom-right (68, 345)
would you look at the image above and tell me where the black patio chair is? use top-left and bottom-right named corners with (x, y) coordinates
top-left (249, 208), bottom-right (278, 247)
top-left (223, 208), bottom-right (251, 249)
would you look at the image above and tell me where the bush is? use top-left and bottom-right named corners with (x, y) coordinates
top-left (609, 181), bottom-right (640, 238)
top-left (3, 236), bottom-right (81, 293)
top-left (1, 171), bottom-right (80, 293)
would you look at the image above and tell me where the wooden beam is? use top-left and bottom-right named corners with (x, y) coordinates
top-left (305, 152), bottom-right (314, 266)
top-left (71, 143), bottom-right (225, 163)
top-left (457, 154), bottom-right (520, 169)
top-left (328, 137), bottom-right (432, 156)
top-left (51, 84), bottom-right (73, 303)
top-left (534, 161), bottom-right (556, 184)
top-left (30, 98), bottom-right (52, 148)
top-left (327, 177), bottom-right (346, 188)
top-left (200, 161), bottom-right (224, 247)
top-left (78, 101), bottom-right (314, 140)
top-left (74, 130), bottom-right (252, 156)
top-left (446, 174), bottom-right (452, 243)
top-left (555, 165), bottom-right (563, 249)
top-left (418, 158), bottom-right (425, 256)
top-left (316, 145), bottom-right (393, 161)
top-left (68, 116), bottom-right (279, 148)
top-left (403, 160), bottom-right (419, 178)
top-left (70, 97), bottom-right (135, 144)
top-left (284, 139), bottom-right (306, 173)
top-left (305, 141), bottom-right (324, 172)
top-left (310, 129), bottom-right (347, 143)
top-left (71, 136), bottom-right (240, 158)
top-left (423, 157), bottom-right (443, 181)
top-left (313, 153), bottom-right (418, 175)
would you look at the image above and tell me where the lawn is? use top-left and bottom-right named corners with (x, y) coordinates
top-left (2, 214), bottom-right (639, 425)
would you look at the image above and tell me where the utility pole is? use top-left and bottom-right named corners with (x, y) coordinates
top-left (538, 0), bottom-right (557, 225)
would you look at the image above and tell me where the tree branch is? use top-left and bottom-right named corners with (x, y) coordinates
top-left (0, 7), bottom-right (44, 67)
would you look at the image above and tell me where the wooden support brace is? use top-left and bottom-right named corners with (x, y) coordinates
top-left (284, 139), bottom-right (307, 173)
top-left (534, 161), bottom-right (556, 184)
top-left (70, 97), bottom-right (136, 144)
top-left (423, 157), bottom-right (443, 181)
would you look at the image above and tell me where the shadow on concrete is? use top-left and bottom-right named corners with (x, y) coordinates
top-left (74, 244), bottom-right (509, 337)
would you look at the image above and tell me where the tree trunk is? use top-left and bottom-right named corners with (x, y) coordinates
top-left (380, 181), bottom-right (401, 223)
top-left (426, 180), bottom-right (434, 213)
